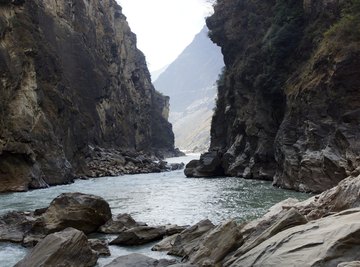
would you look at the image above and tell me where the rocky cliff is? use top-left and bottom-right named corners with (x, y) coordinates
top-left (0, 0), bottom-right (177, 192)
top-left (185, 0), bottom-right (360, 193)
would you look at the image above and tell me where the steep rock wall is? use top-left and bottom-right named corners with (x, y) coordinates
top-left (185, 0), bottom-right (360, 193)
top-left (0, 0), bottom-right (175, 192)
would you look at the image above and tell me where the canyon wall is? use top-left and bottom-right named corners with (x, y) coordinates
top-left (0, 0), bottom-right (176, 192)
top-left (186, 0), bottom-right (360, 193)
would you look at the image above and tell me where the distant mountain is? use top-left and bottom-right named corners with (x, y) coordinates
top-left (154, 26), bottom-right (224, 152)
top-left (151, 64), bottom-right (169, 82)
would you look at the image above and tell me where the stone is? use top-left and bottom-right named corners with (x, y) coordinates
top-left (229, 209), bottom-right (360, 267)
top-left (188, 219), bottom-right (243, 266)
top-left (88, 239), bottom-right (110, 256)
top-left (152, 234), bottom-right (179, 252)
top-left (15, 227), bottom-right (98, 267)
top-left (109, 226), bottom-right (167, 246)
top-left (184, 152), bottom-right (224, 177)
top-left (164, 224), bottom-right (188, 236)
top-left (0, 211), bottom-right (35, 243)
top-left (295, 175), bottom-right (360, 220)
top-left (40, 193), bottom-right (112, 234)
top-left (224, 208), bottom-right (307, 266)
top-left (104, 253), bottom-right (176, 267)
top-left (168, 219), bottom-right (215, 257)
top-left (98, 213), bottom-right (139, 234)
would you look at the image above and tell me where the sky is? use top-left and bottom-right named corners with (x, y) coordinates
top-left (116, 0), bottom-right (213, 72)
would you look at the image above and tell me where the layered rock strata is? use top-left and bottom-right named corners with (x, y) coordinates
top-left (185, 0), bottom-right (360, 193)
top-left (0, 0), bottom-right (177, 192)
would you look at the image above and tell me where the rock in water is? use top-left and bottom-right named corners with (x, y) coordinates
top-left (0, 0), bottom-right (176, 193)
top-left (88, 239), bottom-right (111, 256)
top-left (104, 253), bottom-right (176, 267)
top-left (0, 211), bottom-right (35, 243)
top-left (98, 213), bottom-right (140, 234)
top-left (109, 226), bottom-right (167, 246)
top-left (15, 227), bottom-right (98, 267)
top-left (40, 193), bottom-right (111, 234)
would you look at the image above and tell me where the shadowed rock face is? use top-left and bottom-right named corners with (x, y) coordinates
top-left (186, 0), bottom-right (360, 193)
top-left (0, 0), bottom-right (176, 192)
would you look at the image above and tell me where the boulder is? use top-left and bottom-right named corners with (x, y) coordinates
top-left (229, 209), bottom-right (360, 267)
top-left (224, 208), bottom-right (307, 266)
top-left (88, 239), bottom-right (110, 256)
top-left (40, 193), bottom-right (111, 234)
top-left (168, 219), bottom-right (215, 257)
top-left (110, 226), bottom-right (167, 246)
top-left (164, 224), bottom-right (188, 236)
top-left (152, 234), bottom-right (179, 252)
top-left (0, 211), bottom-right (35, 243)
top-left (15, 227), bottom-right (98, 267)
top-left (104, 253), bottom-right (176, 267)
top-left (295, 175), bottom-right (360, 220)
top-left (184, 152), bottom-right (224, 177)
top-left (98, 213), bottom-right (139, 234)
top-left (188, 219), bottom-right (243, 266)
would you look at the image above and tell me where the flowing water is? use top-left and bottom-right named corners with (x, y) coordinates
top-left (0, 154), bottom-right (310, 266)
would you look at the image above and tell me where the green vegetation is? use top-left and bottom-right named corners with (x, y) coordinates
top-left (325, 0), bottom-right (360, 42)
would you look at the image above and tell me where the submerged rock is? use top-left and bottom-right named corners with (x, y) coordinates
top-left (15, 227), bottom-right (98, 267)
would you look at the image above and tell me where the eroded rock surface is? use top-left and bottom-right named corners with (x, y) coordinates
top-left (39, 192), bottom-right (111, 234)
top-left (15, 227), bottom-right (98, 267)
top-left (0, 0), bottom-right (177, 193)
top-left (185, 0), bottom-right (360, 193)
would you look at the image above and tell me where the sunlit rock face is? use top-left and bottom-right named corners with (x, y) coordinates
top-left (0, 0), bottom-right (175, 192)
top-left (186, 0), bottom-right (360, 193)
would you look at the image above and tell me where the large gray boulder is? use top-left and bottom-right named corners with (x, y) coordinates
top-left (188, 219), bottom-right (242, 266)
top-left (104, 253), bottom-right (176, 267)
top-left (229, 209), bottom-right (360, 267)
top-left (15, 227), bottom-right (98, 267)
top-left (168, 219), bottom-right (215, 257)
top-left (224, 208), bottom-right (307, 266)
top-left (40, 192), bottom-right (111, 234)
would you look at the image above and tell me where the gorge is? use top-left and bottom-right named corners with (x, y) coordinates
top-left (0, 0), bottom-right (360, 266)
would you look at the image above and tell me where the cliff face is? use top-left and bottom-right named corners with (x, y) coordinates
top-left (0, 0), bottom-right (175, 192)
top-left (186, 0), bottom-right (360, 193)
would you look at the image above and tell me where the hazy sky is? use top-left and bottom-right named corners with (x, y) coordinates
top-left (116, 0), bottom-right (213, 72)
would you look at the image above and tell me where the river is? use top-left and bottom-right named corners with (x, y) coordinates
top-left (0, 154), bottom-right (310, 266)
